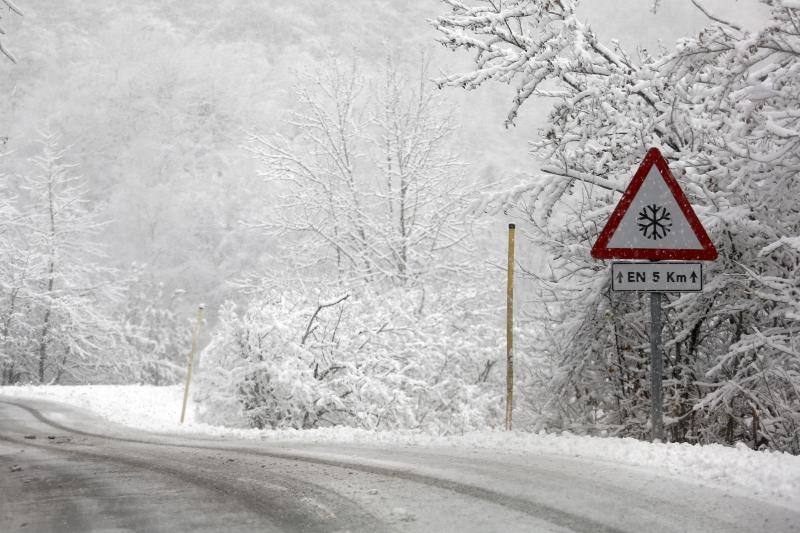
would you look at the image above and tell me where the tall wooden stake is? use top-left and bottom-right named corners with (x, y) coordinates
top-left (180, 304), bottom-right (205, 424)
top-left (506, 223), bottom-right (516, 431)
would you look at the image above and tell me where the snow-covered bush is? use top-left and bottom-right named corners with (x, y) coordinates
top-left (434, 0), bottom-right (800, 452)
top-left (195, 287), bottom-right (503, 433)
top-left (115, 267), bottom-right (192, 385)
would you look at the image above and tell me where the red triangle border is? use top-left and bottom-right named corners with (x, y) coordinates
top-left (590, 148), bottom-right (718, 261)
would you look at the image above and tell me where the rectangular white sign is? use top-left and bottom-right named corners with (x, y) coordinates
top-left (611, 262), bottom-right (702, 292)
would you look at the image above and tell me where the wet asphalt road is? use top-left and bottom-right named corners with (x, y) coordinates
top-left (0, 398), bottom-right (797, 533)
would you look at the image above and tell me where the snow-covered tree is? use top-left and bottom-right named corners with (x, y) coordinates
top-left (662, 2), bottom-right (800, 453)
top-left (2, 131), bottom-right (196, 385)
top-left (248, 56), bottom-right (476, 288)
top-left (17, 130), bottom-right (120, 383)
top-left (434, 0), bottom-right (800, 452)
top-left (195, 55), bottom-right (507, 432)
top-left (0, 172), bottom-right (30, 383)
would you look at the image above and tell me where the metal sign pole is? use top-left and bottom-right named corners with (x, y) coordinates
top-left (649, 292), bottom-right (664, 441)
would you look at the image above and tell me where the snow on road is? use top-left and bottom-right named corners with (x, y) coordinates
top-left (2, 384), bottom-right (798, 512)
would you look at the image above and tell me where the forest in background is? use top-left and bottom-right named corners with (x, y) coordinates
top-left (2, 0), bottom-right (797, 454)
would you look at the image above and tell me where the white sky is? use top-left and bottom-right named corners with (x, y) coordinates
top-left (579, 0), bottom-right (771, 50)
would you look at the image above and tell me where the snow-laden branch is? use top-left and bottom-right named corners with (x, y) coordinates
top-left (0, 0), bottom-right (22, 63)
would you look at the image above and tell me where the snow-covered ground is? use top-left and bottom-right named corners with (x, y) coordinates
top-left (1, 384), bottom-right (798, 511)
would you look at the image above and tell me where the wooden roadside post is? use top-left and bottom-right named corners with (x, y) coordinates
top-left (506, 223), bottom-right (515, 431)
top-left (180, 304), bottom-right (205, 424)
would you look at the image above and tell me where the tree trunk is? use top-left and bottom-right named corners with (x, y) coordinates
top-left (38, 307), bottom-right (51, 383)
top-left (39, 164), bottom-right (57, 383)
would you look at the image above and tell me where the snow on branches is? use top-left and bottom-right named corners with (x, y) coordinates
top-left (195, 287), bottom-right (503, 433)
top-left (0, 130), bottom-right (121, 383)
top-left (434, 0), bottom-right (800, 452)
top-left (247, 56), bottom-right (476, 288)
top-left (0, 0), bottom-right (22, 63)
top-left (0, 130), bottom-right (185, 385)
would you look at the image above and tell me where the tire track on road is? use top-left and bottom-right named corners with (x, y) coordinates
top-left (1, 399), bottom-right (625, 533)
top-left (0, 401), bottom-right (391, 533)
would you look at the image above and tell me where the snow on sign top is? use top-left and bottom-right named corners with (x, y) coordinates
top-left (591, 148), bottom-right (717, 261)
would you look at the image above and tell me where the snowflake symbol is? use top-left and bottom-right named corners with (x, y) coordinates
top-left (637, 203), bottom-right (672, 240)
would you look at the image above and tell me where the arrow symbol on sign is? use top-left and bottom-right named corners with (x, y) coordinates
top-left (617, 272), bottom-right (623, 284)
top-left (690, 271), bottom-right (698, 283)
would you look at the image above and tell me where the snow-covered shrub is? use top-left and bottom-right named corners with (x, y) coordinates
top-left (115, 267), bottom-right (192, 385)
top-left (194, 286), bottom-right (503, 433)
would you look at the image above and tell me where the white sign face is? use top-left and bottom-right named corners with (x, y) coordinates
top-left (611, 262), bottom-right (702, 292)
top-left (605, 166), bottom-right (705, 251)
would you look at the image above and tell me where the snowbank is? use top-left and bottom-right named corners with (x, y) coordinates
top-left (2, 384), bottom-right (798, 510)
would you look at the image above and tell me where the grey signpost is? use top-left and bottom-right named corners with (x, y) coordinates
top-left (649, 291), bottom-right (663, 440)
top-left (590, 148), bottom-right (718, 442)
top-left (612, 261), bottom-right (703, 441)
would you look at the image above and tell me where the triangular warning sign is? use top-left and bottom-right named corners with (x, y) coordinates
top-left (591, 148), bottom-right (717, 261)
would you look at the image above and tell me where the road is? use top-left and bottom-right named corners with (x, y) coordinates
top-left (0, 398), bottom-right (796, 533)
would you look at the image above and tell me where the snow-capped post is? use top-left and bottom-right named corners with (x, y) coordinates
top-left (591, 148), bottom-right (717, 442)
top-left (506, 223), bottom-right (515, 431)
top-left (180, 304), bottom-right (205, 424)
